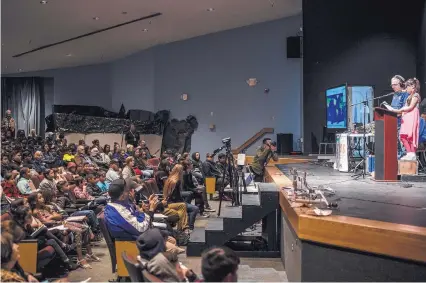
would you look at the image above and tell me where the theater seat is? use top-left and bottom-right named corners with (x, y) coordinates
top-left (1, 212), bottom-right (55, 273)
top-left (147, 158), bottom-right (160, 170)
top-left (97, 211), bottom-right (139, 278)
top-left (142, 270), bottom-right (163, 282)
top-left (122, 251), bottom-right (144, 282)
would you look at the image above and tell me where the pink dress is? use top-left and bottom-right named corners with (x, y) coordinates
top-left (400, 93), bottom-right (421, 148)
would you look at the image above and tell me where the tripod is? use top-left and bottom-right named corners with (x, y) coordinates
top-left (217, 142), bottom-right (240, 216)
top-left (351, 100), bottom-right (369, 179)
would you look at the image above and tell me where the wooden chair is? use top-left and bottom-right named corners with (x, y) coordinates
top-left (205, 177), bottom-right (216, 200)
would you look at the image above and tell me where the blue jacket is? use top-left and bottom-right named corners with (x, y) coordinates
top-left (104, 201), bottom-right (152, 240)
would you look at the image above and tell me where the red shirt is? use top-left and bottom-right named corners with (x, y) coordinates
top-left (1, 181), bottom-right (22, 198)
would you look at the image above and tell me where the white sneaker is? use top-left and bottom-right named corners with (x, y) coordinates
top-left (400, 154), bottom-right (409, 160)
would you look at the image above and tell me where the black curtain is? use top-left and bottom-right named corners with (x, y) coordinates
top-left (1, 77), bottom-right (45, 137)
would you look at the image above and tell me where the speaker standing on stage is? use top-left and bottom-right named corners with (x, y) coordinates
top-left (125, 124), bottom-right (140, 147)
top-left (251, 138), bottom-right (279, 182)
top-left (390, 78), bottom-right (421, 161)
top-left (390, 75), bottom-right (409, 159)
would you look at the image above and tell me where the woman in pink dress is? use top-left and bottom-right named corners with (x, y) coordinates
top-left (392, 78), bottom-right (421, 160)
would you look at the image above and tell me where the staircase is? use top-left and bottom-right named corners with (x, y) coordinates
top-left (186, 183), bottom-right (279, 256)
top-left (232, 128), bottom-right (274, 154)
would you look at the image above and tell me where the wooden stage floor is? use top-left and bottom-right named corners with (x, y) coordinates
top-left (276, 163), bottom-right (426, 228)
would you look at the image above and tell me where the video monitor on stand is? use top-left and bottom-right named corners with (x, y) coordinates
top-left (326, 85), bottom-right (348, 132)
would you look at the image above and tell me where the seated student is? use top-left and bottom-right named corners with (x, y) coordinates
top-left (32, 151), bottom-right (47, 174)
top-left (96, 171), bottom-right (109, 193)
top-left (16, 167), bottom-right (37, 196)
top-left (0, 222), bottom-right (41, 282)
top-left (1, 173), bottom-right (22, 199)
top-left (1, 231), bottom-right (30, 282)
top-left (201, 246), bottom-right (240, 282)
top-left (27, 192), bottom-right (100, 269)
top-left (41, 188), bottom-right (101, 238)
top-left (10, 204), bottom-right (78, 271)
top-left (163, 164), bottom-right (198, 232)
top-left (181, 160), bottom-right (211, 216)
top-left (104, 179), bottom-right (159, 240)
top-left (85, 174), bottom-right (104, 197)
top-left (38, 169), bottom-right (57, 195)
top-left (106, 160), bottom-right (121, 183)
top-left (146, 251), bottom-right (199, 282)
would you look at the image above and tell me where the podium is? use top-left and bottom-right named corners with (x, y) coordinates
top-left (374, 107), bottom-right (398, 181)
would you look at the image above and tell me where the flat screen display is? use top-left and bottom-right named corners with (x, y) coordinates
top-left (326, 85), bottom-right (347, 129)
top-left (350, 86), bottom-right (374, 124)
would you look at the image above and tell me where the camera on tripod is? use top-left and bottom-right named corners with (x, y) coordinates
top-left (222, 137), bottom-right (231, 145)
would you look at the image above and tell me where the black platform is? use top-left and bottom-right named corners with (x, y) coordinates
top-left (277, 163), bottom-right (426, 282)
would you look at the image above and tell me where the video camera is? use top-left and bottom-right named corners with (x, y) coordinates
top-left (211, 137), bottom-right (232, 157)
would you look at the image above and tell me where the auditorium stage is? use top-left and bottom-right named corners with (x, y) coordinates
top-left (265, 163), bottom-right (426, 282)
top-left (276, 163), bottom-right (426, 227)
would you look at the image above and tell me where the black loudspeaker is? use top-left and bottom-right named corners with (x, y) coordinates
top-left (127, 109), bottom-right (154, 122)
top-left (277, 133), bottom-right (293, 155)
top-left (287, 36), bottom-right (301, 58)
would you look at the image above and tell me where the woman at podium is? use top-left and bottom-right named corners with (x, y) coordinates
top-left (390, 78), bottom-right (421, 161)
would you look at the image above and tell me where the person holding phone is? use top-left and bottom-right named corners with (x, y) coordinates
top-left (250, 138), bottom-right (279, 182)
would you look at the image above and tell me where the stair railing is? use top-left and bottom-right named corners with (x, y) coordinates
top-left (232, 128), bottom-right (274, 154)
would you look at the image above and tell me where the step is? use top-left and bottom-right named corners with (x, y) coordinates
top-left (242, 194), bottom-right (260, 206)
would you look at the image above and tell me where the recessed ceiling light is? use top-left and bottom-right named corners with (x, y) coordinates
top-left (93, 17), bottom-right (100, 20)
top-left (207, 8), bottom-right (215, 12)
top-left (18, 68), bottom-right (23, 72)
top-left (40, 0), bottom-right (48, 4)
top-left (142, 29), bottom-right (148, 32)
top-left (5, 66), bottom-right (8, 69)
top-left (66, 53), bottom-right (72, 57)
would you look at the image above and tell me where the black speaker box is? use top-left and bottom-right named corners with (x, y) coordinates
top-left (287, 36), bottom-right (301, 58)
top-left (277, 133), bottom-right (293, 155)
top-left (127, 109), bottom-right (154, 122)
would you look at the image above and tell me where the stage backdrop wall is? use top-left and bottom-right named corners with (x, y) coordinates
top-left (302, 0), bottom-right (424, 154)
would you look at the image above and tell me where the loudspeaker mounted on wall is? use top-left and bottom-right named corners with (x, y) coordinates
top-left (287, 36), bottom-right (302, 58)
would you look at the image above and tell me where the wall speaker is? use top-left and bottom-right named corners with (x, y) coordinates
top-left (287, 36), bottom-right (301, 58)
top-left (277, 133), bottom-right (293, 155)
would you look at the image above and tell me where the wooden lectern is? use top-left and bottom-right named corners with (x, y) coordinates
top-left (374, 107), bottom-right (398, 181)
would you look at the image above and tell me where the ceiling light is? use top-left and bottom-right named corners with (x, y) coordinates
top-left (40, 0), bottom-right (48, 4)
top-left (207, 8), bottom-right (215, 12)
top-left (18, 69), bottom-right (23, 72)
top-left (66, 53), bottom-right (72, 57)
top-left (93, 17), bottom-right (100, 20)
top-left (142, 29), bottom-right (148, 32)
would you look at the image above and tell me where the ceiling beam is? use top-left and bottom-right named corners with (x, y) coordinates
top-left (13, 12), bottom-right (162, 58)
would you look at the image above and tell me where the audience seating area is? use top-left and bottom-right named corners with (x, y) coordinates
top-left (0, 132), bottom-right (243, 282)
